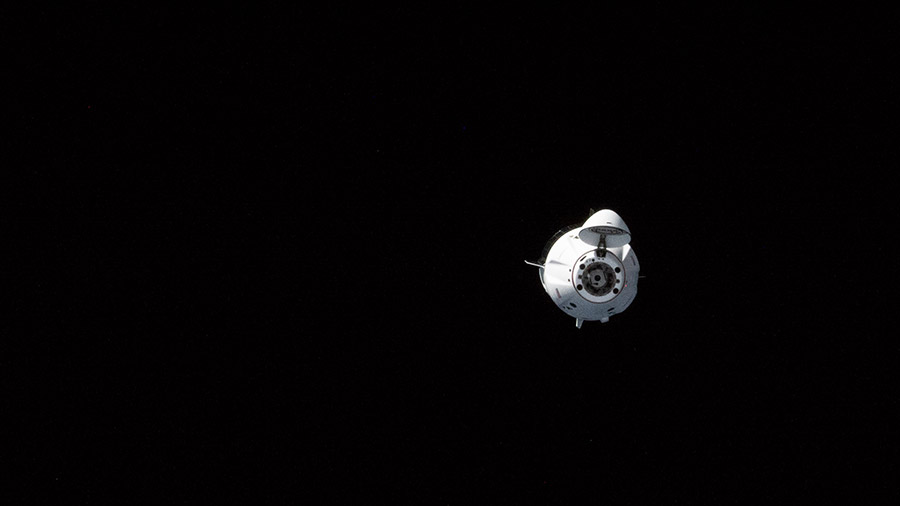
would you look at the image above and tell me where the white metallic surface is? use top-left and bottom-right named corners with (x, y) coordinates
top-left (530, 209), bottom-right (639, 328)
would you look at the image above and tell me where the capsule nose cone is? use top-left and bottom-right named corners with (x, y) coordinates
top-left (583, 209), bottom-right (629, 233)
top-left (580, 209), bottom-right (631, 247)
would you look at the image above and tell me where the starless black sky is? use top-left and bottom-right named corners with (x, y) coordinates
top-left (12, 5), bottom-right (900, 503)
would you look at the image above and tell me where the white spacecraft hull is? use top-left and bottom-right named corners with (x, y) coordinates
top-left (529, 209), bottom-right (639, 328)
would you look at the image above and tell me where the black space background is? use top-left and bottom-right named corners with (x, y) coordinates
top-left (10, 5), bottom-right (900, 504)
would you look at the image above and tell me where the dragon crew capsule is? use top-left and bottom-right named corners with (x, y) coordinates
top-left (526, 209), bottom-right (640, 328)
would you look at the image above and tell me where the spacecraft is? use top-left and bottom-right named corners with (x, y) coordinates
top-left (525, 209), bottom-right (639, 328)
